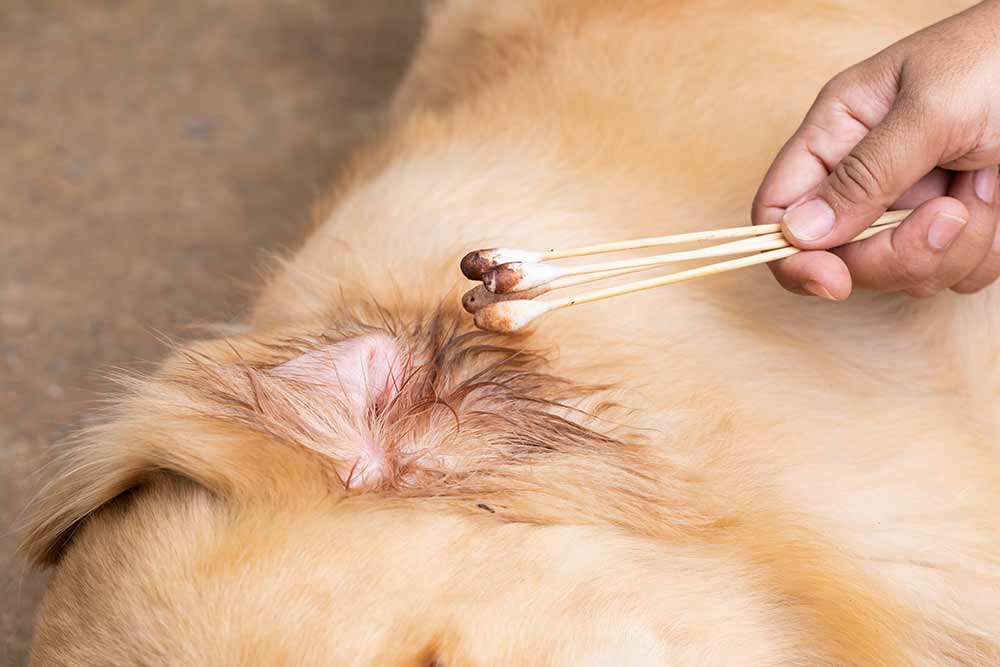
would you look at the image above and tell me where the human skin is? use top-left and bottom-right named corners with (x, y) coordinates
top-left (752, 0), bottom-right (1000, 299)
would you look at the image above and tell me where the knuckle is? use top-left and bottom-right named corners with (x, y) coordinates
top-left (818, 71), bottom-right (849, 99)
top-left (829, 152), bottom-right (886, 203)
top-left (817, 80), bottom-right (844, 105)
top-left (909, 88), bottom-right (962, 128)
top-left (891, 244), bottom-right (938, 288)
top-left (751, 193), bottom-right (778, 226)
top-left (820, 66), bottom-right (860, 99)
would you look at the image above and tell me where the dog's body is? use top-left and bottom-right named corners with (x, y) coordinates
top-left (22, 1), bottom-right (1000, 665)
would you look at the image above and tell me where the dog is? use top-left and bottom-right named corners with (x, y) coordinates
top-left (21, 1), bottom-right (1000, 664)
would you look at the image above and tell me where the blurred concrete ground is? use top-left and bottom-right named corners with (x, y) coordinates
top-left (0, 2), bottom-right (422, 662)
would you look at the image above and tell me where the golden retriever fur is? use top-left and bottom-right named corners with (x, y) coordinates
top-left (21, 0), bottom-right (1000, 664)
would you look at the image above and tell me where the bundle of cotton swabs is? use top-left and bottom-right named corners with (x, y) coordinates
top-left (460, 210), bottom-right (911, 332)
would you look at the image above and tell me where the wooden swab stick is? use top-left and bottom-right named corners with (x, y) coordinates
top-left (463, 265), bottom-right (653, 313)
top-left (461, 209), bottom-right (913, 279)
top-left (542, 209), bottom-right (911, 259)
top-left (483, 231), bottom-right (794, 294)
top-left (462, 284), bottom-right (545, 313)
top-left (474, 221), bottom-right (901, 332)
top-left (482, 212), bottom-right (909, 294)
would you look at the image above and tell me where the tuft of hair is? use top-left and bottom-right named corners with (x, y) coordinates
top-left (20, 308), bottom-right (651, 566)
top-left (169, 311), bottom-right (629, 491)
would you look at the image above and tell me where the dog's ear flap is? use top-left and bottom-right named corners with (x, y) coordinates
top-left (19, 332), bottom-right (409, 567)
top-left (19, 425), bottom-right (164, 567)
top-left (18, 405), bottom-right (313, 567)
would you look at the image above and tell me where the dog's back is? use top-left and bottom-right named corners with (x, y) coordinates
top-left (22, 1), bottom-right (1000, 665)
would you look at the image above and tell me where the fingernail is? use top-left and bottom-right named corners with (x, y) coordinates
top-left (783, 198), bottom-right (836, 241)
top-left (927, 212), bottom-right (967, 251)
top-left (974, 166), bottom-right (998, 204)
top-left (804, 281), bottom-right (838, 301)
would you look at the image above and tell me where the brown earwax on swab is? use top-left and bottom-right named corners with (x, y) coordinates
top-left (462, 284), bottom-right (546, 313)
top-left (460, 248), bottom-right (544, 280)
top-left (473, 298), bottom-right (553, 333)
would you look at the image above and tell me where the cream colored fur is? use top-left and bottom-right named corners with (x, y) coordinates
top-left (21, 1), bottom-right (1000, 665)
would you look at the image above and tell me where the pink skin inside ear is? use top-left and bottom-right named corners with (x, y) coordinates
top-left (271, 332), bottom-right (406, 486)
top-left (273, 332), bottom-right (403, 412)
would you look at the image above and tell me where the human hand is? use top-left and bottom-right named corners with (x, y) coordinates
top-left (752, 0), bottom-right (1000, 299)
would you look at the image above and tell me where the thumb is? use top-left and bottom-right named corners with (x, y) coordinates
top-left (781, 100), bottom-right (940, 249)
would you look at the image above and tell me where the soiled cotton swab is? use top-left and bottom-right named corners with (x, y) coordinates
top-left (461, 284), bottom-right (547, 313)
top-left (464, 211), bottom-right (911, 332)
top-left (460, 248), bottom-right (544, 280)
top-left (473, 299), bottom-right (553, 333)
top-left (461, 210), bottom-right (913, 280)
top-left (485, 234), bottom-right (788, 294)
top-left (483, 261), bottom-right (568, 294)
top-left (474, 247), bottom-right (801, 333)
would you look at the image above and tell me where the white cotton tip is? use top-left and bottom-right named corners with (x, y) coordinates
top-left (460, 248), bottom-right (543, 280)
top-left (482, 262), bottom-right (567, 294)
top-left (495, 248), bottom-right (544, 264)
top-left (473, 299), bottom-right (553, 333)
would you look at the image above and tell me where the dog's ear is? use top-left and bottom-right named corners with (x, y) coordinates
top-left (18, 396), bottom-right (309, 568)
top-left (185, 330), bottom-right (416, 489)
top-left (20, 331), bottom-right (409, 567)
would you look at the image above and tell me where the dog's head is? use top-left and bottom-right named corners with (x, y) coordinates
top-left (25, 310), bottom-right (777, 665)
top-left (23, 306), bottom-right (917, 666)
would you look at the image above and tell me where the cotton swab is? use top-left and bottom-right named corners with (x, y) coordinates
top-left (482, 230), bottom-right (795, 294)
top-left (471, 220), bottom-right (902, 332)
top-left (460, 209), bottom-right (912, 280)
